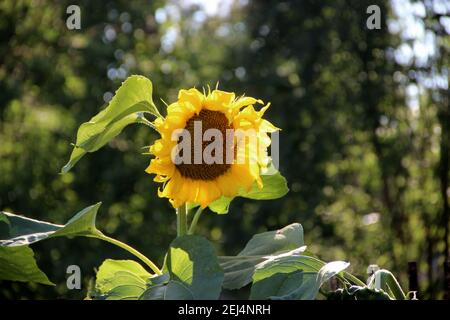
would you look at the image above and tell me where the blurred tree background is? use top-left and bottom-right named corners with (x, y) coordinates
top-left (0, 0), bottom-right (449, 299)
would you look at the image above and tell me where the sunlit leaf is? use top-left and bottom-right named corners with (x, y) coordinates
top-left (0, 203), bottom-right (102, 247)
top-left (140, 235), bottom-right (224, 300)
top-left (61, 75), bottom-right (161, 173)
top-left (205, 169), bottom-right (289, 214)
top-left (0, 203), bottom-right (103, 284)
top-left (93, 259), bottom-right (151, 300)
top-left (0, 246), bottom-right (53, 285)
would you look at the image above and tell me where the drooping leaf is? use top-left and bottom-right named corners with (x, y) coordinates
top-left (61, 75), bottom-right (161, 173)
top-left (219, 223), bottom-right (304, 290)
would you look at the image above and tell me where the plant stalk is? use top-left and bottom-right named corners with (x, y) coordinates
top-left (188, 207), bottom-right (204, 235)
top-left (98, 234), bottom-right (162, 275)
top-left (177, 204), bottom-right (188, 237)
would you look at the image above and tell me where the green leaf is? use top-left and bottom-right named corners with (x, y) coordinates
top-left (207, 169), bottom-right (289, 214)
top-left (93, 259), bottom-right (151, 300)
top-left (253, 270), bottom-right (318, 300)
top-left (207, 196), bottom-right (233, 214)
top-left (242, 170), bottom-right (289, 200)
top-left (165, 235), bottom-right (224, 300)
top-left (250, 256), bottom-right (349, 300)
top-left (140, 235), bottom-right (224, 300)
top-left (250, 255), bottom-right (323, 300)
top-left (239, 223), bottom-right (303, 256)
top-left (0, 203), bottom-right (102, 247)
top-left (271, 260), bottom-right (350, 300)
top-left (139, 281), bottom-right (194, 300)
top-left (61, 75), bottom-right (161, 173)
top-left (187, 164), bottom-right (289, 214)
top-left (0, 246), bottom-right (54, 285)
top-left (367, 269), bottom-right (406, 300)
top-left (252, 255), bottom-right (325, 283)
top-left (316, 261), bottom-right (350, 288)
top-left (219, 223), bottom-right (304, 290)
top-left (0, 203), bottom-right (103, 285)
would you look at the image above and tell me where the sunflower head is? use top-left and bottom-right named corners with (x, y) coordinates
top-left (146, 87), bottom-right (278, 209)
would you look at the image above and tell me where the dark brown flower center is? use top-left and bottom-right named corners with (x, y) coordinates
top-left (175, 109), bottom-right (233, 180)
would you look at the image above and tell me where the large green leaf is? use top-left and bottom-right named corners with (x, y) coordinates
top-left (61, 75), bottom-right (161, 173)
top-left (250, 256), bottom-right (349, 300)
top-left (0, 246), bottom-right (53, 285)
top-left (239, 223), bottom-right (303, 256)
top-left (271, 260), bottom-right (350, 300)
top-left (0, 203), bottom-right (103, 285)
top-left (0, 203), bottom-right (102, 247)
top-left (219, 223), bottom-right (304, 290)
top-left (139, 235), bottom-right (224, 300)
top-left (165, 235), bottom-right (224, 300)
top-left (93, 259), bottom-right (151, 300)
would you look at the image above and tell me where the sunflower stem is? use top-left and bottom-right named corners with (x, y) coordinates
top-left (98, 234), bottom-right (162, 275)
top-left (177, 204), bottom-right (188, 237)
top-left (188, 207), bottom-right (204, 235)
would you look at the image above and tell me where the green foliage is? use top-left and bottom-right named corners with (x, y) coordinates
top-left (367, 269), bottom-right (406, 300)
top-left (219, 223), bottom-right (303, 289)
top-left (203, 169), bottom-right (289, 214)
top-left (0, 246), bottom-right (53, 286)
top-left (61, 75), bottom-right (161, 173)
top-left (1, 196), bottom-right (408, 300)
top-left (0, 203), bottom-right (102, 285)
top-left (94, 236), bottom-right (224, 300)
top-left (250, 259), bottom-right (349, 300)
top-left (0, 203), bottom-right (102, 247)
top-left (239, 223), bottom-right (303, 256)
top-left (93, 259), bottom-right (150, 300)
top-left (161, 235), bottom-right (224, 300)
top-left (89, 222), bottom-right (408, 300)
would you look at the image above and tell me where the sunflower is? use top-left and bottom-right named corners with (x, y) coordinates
top-left (145, 87), bottom-right (278, 208)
